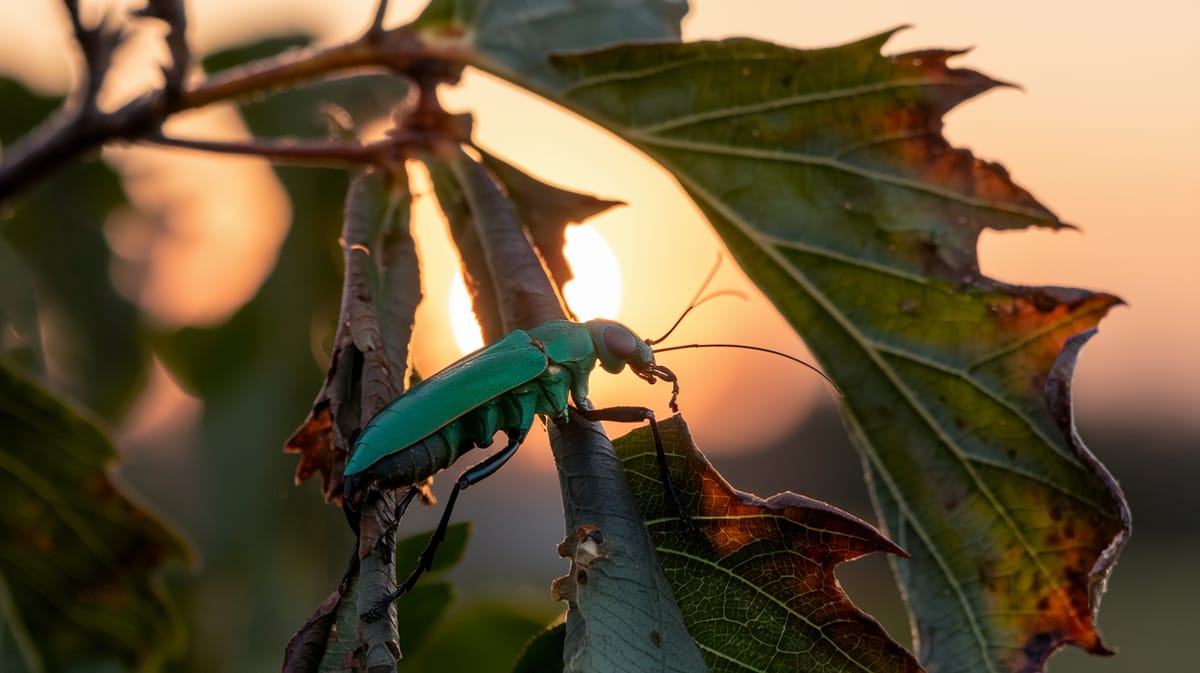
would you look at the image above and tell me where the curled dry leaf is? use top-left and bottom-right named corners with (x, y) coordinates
top-left (286, 168), bottom-right (418, 500)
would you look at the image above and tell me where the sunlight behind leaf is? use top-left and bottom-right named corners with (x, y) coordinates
top-left (448, 224), bottom-right (622, 353)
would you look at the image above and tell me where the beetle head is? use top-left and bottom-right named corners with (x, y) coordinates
top-left (586, 319), bottom-right (680, 411)
top-left (586, 318), bottom-right (653, 373)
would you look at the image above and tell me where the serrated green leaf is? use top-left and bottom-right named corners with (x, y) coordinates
top-left (615, 415), bottom-right (920, 673)
top-left (0, 363), bottom-right (188, 672)
top-left (547, 33), bottom-right (1129, 673)
top-left (413, 0), bottom-right (686, 92)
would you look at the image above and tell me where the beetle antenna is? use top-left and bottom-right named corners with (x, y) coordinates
top-left (647, 290), bottom-right (747, 346)
top-left (652, 343), bottom-right (842, 396)
top-left (647, 254), bottom-right (745, 345)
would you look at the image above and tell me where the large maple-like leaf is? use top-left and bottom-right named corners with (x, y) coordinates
top-left (530, 32), bottom-right (1130, 673)
top-left (615, 415), bottom-right (921, 673)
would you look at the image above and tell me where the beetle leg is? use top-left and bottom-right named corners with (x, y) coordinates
top-left (572, 405), bottom-right (697, 532)
top-left (363, 431), bottom-right (528, 623)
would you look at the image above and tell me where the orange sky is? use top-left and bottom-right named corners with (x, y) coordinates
top-left (2, 0), bottom-right (1196, 452)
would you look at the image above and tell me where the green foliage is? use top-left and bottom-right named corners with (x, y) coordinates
top-left (0, 2), bottom-right (1130, 673)
top-left (0, 79), bottom-right (148, 422)
top-left (511, 623), bottom-right (566, 673)
top-left (398, 602), bottom-right (550, 673)
top-left (0, 364), bottom-right (188, 672)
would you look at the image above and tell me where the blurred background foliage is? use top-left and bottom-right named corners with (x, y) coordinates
top-left (0, 10), bottom-right (1196, 673)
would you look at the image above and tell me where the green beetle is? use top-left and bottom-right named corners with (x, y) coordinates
top-left (343, 318), bottom-right (678, 496)
top-left (343, 318), bottom-right (680, 619)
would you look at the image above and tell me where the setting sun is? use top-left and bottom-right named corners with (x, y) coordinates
top-left (448, 224), bottom-right (622, 354)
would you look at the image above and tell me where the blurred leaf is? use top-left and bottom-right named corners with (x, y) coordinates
top-left (396, 582), bottom-right (455, 658)
top-left (0, 78), bottom-right (60, 147)
top-left (614, 415), bottom-right (920, 673)
top-left (549, 33), bottom-right (1129, 673)
top-left (159, 35), bottom-right (410, 398)
top-left (413, 0), bottom-right (686, 92)
top-left (1, 576), bottom-right (39, 673)
top-left (0, 363), bottom-right (188, 673)
top-left (0, 78), bottom-right (148, 422)
top-left (0, 239), bottom-right (43, 372)
top-left (399, 603), bottom-right (550, 673)
top-left (202, 35), bottom-right (310, 74)
top-left (511, 622), bottom-right (565, 673)
top-left (394, 522), bottom-right (471, 579)
top-left (479, 149), bottom-right (622, 294)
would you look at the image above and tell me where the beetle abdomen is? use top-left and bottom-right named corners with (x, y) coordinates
top-left (349, 432), bottom-right (458, 493)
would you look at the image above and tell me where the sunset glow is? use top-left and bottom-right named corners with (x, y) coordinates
top-left (448, 224), bottom-right (622, 354)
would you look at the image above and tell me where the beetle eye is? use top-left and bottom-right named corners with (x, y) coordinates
top-left (602, 326), bottom-right (637, 361)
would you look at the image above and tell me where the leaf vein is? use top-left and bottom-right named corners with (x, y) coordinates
top-left (636, 78), bottom-right (947, 134)
top-left (629, 133), bottom-right (1057, 223)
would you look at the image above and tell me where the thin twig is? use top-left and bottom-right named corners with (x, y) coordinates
top-left (147, 134), bottom-right (371, 165)
top-left (145, 127), bottom-right (445, 167)
top-left (0, 7), bottom-right (452, 203)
